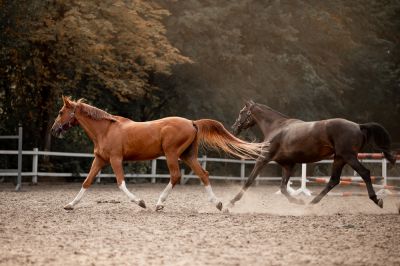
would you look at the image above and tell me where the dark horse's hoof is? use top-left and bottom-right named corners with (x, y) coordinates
top-left (291, 198), bottom-right (305, 205)
top-left (216, 202), bottom-right (223, 211)
top-left (377, 198), bottom-right (383, 209)
top-left (155, 205), bottom-right (164, 211)
top-left (138, 200), bottom-right (146, 209)
top-left (63, 203), bottom-right (74, 210)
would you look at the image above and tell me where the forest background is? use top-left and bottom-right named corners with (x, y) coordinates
top-left (1, 0), bottom-right (399, 176)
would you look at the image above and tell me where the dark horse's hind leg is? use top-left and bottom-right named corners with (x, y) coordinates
top-left (310, 157), bottom-right (345, 205)
top-left (280, 164), bottom-right (304, 205)
top-left (345, 156), bottom-right (383, 208)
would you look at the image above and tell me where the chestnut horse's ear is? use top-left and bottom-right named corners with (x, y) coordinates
top-left (62, 95), bottom-right (72, 108)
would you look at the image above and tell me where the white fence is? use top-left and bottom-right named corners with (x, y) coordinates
top-left (0, 126), bottom-right (23, 191)
top-left (0, 149), bottom-right (399, 193)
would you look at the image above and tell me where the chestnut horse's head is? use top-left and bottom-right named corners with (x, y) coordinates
top-left (51, 96), bottom-right (79, 138)
top-left (231, 100), bottom-right (256, 136)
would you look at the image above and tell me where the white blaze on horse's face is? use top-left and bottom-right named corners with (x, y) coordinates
top-left (51, 97), bottom-right (78, 138)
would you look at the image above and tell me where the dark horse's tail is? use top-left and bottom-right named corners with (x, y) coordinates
top-left (193, 119), bottom-right (267, 159)
top-left (360, 122), bottom-right (396, 165)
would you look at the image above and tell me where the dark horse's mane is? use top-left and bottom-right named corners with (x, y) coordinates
top-left (256, 103), bottom-right (289, 119)
top-left (74, 98), bottom-right (117, 122)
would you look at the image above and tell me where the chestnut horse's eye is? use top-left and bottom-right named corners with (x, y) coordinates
top-left (59, 111), bottom-right (63, 115)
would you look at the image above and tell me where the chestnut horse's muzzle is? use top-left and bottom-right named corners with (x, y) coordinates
top-left (51, 121), bottom-right (73, 138)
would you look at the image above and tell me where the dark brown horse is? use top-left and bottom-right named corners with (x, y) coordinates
top-left (227, 100), bottom-right (396, 209)
top-left (51, 96), bottom-right (264, 211)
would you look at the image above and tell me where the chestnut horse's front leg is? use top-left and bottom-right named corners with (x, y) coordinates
top-left (110, 157), bottom-right (146, 209)
top-left (64, 156), bottom-right (105, 210)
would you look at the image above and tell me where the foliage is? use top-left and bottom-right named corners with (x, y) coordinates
top-left (157, 0), bottom-right (400, 142)
top-left (0, 0), bottom-right (189, 153)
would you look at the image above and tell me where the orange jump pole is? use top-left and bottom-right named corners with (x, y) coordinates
top-left (307, 177), bottom-right (400, 192)
top-left (357, 153), bottom-right (400, 160)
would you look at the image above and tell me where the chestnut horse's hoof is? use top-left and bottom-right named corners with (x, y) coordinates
top-left (377, 198), bottom-right (383, 208)
top-left (63, 203), bottom-right (74, 210)
top-left (138, 200), bottom-right (146, 209)
top-left (216, 202), bottom-right (223, 211)
top-left (155, 204), bottom-right (164, 211)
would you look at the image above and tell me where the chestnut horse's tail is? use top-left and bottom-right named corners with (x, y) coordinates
top-left (193, 119), bottom-right (267, 159)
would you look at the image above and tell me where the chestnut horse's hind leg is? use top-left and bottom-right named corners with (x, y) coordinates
top-left (64, 157), bottom-right (105, 210)
top-left (310, 157), bottom-right (345, 205)
top-left (110, 157), bottom-right (146, 209)
top-left (155, 154), bottom-right (181, 211)
top-left (182, 157), bottom-right (223, 211)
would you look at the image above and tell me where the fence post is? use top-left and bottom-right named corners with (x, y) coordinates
top-left (180, 169), bottom-right (185, 185)
top-left (382, 158), bottom-right (387, 186)
top-left (293, 163), bottom-right (312, 196)
top-left (201, 155), bottom-right (207, 169)
top-left (301, 163), bottom-right (307, 190)
top-left (201, 155), bottom-right (207, 184)
top-left (15, 126), bottom-right (23, 191)
top-left (240, 159), bottom-right (245, 185)
top-left (151, 159), bottom-right (156, 184)
top-left (96, 170), bottom-right (101, 184)
top-left (32, 148), bottom-right (38, 184)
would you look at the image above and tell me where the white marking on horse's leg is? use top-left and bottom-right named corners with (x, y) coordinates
top-left (205, 185), bottom-right (219, 204)
top-left (119, 181), bottom-right (140, 203)
top-left (64, 187), bottom-right (87, 209)
top-left (156, 182), bottom-right (173, 207)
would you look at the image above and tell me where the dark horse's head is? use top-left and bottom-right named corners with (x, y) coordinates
top-left (51, 96), bottom-right (79, 138)
top-left (231, 100), bottom-right (257, 136)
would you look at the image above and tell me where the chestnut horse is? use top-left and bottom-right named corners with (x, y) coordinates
top-left (227, 100), bottom-right (396, 209)
top-left (51, 96), bottom-right (264, 211)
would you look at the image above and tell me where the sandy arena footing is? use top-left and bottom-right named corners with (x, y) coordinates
top-left (1, 183), bottom-right (399, 266)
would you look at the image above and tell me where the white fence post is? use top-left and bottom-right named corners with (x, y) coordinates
top-left (180, 169), bottom-right (185, 185)
top-left (382, 158), bottom-right (387, 186)
top-left (293, 163), bottom-right (312, 196)
top-left (378, 158), bottom-right (390, 195)
top-left (240, 159), bottom-right (245, 185)
top-left (96, 170), bottom-right (101, 184)
top-left (151, 159), bottom-right (156, 184)
top-left (32, 148), bottom-right (38, 184)
top-left (201, 155), bottom-right (207, 185)
top-left (15, 126), bottom-right (23, 191)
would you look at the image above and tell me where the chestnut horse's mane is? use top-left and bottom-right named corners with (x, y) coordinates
top-left (73, 98), bottom-right (117, 122)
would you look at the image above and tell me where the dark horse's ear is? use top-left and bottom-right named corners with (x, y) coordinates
top-left (245, 100), bottom-right (255, 108)
top-left (62, 95), bottom-right (72, 108)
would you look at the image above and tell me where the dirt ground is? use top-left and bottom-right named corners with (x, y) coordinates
top-left (1, 182), bottom-right (400, 266)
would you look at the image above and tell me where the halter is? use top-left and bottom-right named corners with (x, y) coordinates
top-left (235, 109), bottom-right (253, 129)
top-left (57, 104), bottom-right (78, 134)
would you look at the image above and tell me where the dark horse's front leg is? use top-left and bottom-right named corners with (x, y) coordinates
top-left (226, 153), bottom-right (271, 210)
top-left (280, 164), bottom-right (304, 205)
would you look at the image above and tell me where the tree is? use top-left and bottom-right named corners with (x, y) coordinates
top-left (0, 0), bottom-right (190, 153)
